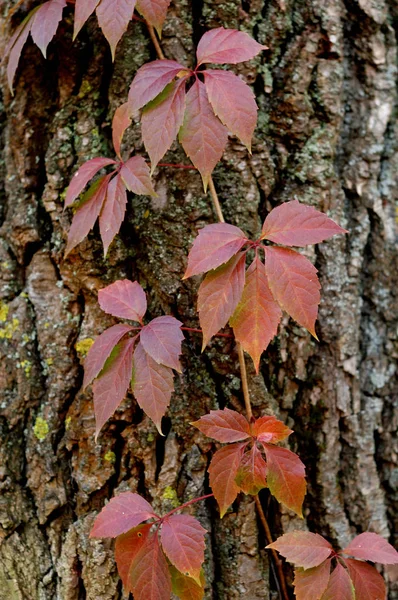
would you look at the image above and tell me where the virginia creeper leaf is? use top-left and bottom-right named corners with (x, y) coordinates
top-left (120, 156), bottom-right (157, 196)
top-left (230, 256), bottom-right (282, 373)
top-left (65, 157), bottom-right (116, 208)
top-left (136, 0), bottom-right (171, 35)
top-left (73, 0), bottom-right (100, 40)
top-left (99, 173), bottom-right (127, 256)
top-left (129, 533), bottom-right (172, 600)
top-left (293, 559), bottom-right (331, 600)
top-left (261, 200), bottom-right (348, 247)
top-left (90, 491), bottom-right (157, 538)
top-left (179, 79), bottom-right (228, 191)
top-left (183, 223), bottom-right (247, 279)
top-left (198, 253), bottom-right (245, 349)
top-left (262, 445), bottom-right (306, 517)
top-left (160, 514), bottom-right (206, 583)
top-left (196, 27), bottom-right (267, 66)
top-left (267, 532), bottom-right (333, 569)
top-left (140, 315), bottom-right (184, 371)
top-left (321, 563), bottom-right (355, 600)
top-left (30, 0), bottom-right (66, 58)
top-left (129, 60), bottom-right (188, 113)
top-left (251, 415), bottom-right (293, 444)
top-left (170, 567), bottom-right (205, 600)
top-left (345, 558), bottom-right (386, 600)
top-left (342, 533), bottom-right (398, 564)
top-left (264, 246), bottom-right (320, 338)
top-left (112, 102), bottom-right (131, 160)
top-left (115, 523), bottom-right (152, 591)
top-left (96, 0), bottom-right (137, 60)
top-left (204, 70), bottom-right (257, 151)
top-left (235, 445), bottom-right (267, 495)
top-left (191, 408), bottom-right (251, 443)
top-left (209, 443), bottom-right (245, 518)
top-left (98, 279), bottom-right (147, 323)
top-left (6, 6), bottom-right (41, 94)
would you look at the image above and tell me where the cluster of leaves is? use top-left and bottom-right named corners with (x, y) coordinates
top-left (268, 530), bottom-right (398, 600)
top-left (192, 408), bottom-right (305, 517)
top-left (184, 200), bottom-right (347, 371)
top-left (90, 492), bottom-right (206, 600)
top-left (83, 279), bottom-right (184, 438)
top-left (128, 27), bottom-right (267, 189)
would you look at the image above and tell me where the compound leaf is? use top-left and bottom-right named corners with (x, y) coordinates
top-left (262, 444), bottom-right (306, 517)
top-left (267, 532), bottom-right (332, 569)
top-left (196, 27), bottom-right (267, 66)
top-left (345, 558), bottom-right (386, 600)
top-left (129, 533), bottom-right (172, 600)
top-left (209, 443), bottom-right (245, 518)
top-left (99, 173), bottom-right (127, 256)
top-left (140, 315), bottom-right (184, 371)
top-left (191, 408), bottom-right (251, 443)
top-left (115, 523), bottom-right (152, 591)
top-left (65, 157), bottom-right (116, 208)
top-left (342, 533), bottom-right (398, 565)
top-left (293, 559), bottom-right (331, 600)
top-left (235, 445), bottom-right (267, 496)
top-left (98, 279), bottom-right (147, 323)
top-left (160, 514), bottom-right (206, 584)
top-left (129, 59), bottom-right (187, 113)
top-left (120, 156), bottom-right (157, 196)
top-left (321, 563), bottom-right (355, 600)
top-left (90, 491), bottom-right (157, 538)
top-left (30, 0), bottom-right (66, 58)
top-left (96, 0), bottom-right (137, 60)
top-left (136, 0), bottom-right (171, 35)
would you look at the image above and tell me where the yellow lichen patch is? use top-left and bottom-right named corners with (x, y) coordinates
top-left (34, 417), bottom-right (49, 441)
top-left (143, 209), bottom-right (150, 219)
top-left (45, 358), bottom-right (54, 366)
top-left (65, 416), bottom-right (72, 431)
top-left (20, 360), bottom-right (32, 378)
top-left (162, 486), bottom-right (179, 508)
top-left (104, 450), bottom-right (116, 464)
top-left (0, 301), bottom-right (9, 323)
top-left (0, 318), bottom-right (19, 339)
top-left (75, 338), bottom-right (94, 357)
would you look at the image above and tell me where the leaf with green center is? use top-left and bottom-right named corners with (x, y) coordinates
top-left (262, 445), bottom-right (306, 517)
top-left (128, 59), bottom-right (187, 113)
top-left (65, 157), bottom-right (116, 208)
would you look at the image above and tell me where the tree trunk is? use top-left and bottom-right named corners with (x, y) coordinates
top-left (0, 0), bottom-right (397, 599)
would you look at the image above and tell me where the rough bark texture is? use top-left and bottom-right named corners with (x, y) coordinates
top-left (0, 1), bottom-right (397, 599)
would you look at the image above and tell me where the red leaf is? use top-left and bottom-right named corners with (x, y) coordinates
top-left (198, 253), bottom-right (245, 349)
top-left (196, 27), bottom-right (267, 66)
top-left (209, 443), bottom-right (245, 518)
top-left (90, 491), bottom-right (157, 538)
top-left (160, 514), bottom-right (206, 583)
top-left (73, 0), bottom-right (100, 40)
top-left (170, 567), bottom-right (205, 600)
top-left (96, 0), bottom-right (137, 60)
top-left (261, 200), bottom-right (348, 247)
top-left (120, 156), bottom-right (157, 196)
top-left (98, 279), bottom-right (147, 323)
top-left (345, 558), bottom-right (386, 600)
top-left (293, 559), bottom-right (331, 600)
top-left (262, 444), bottom-right (306, 516)
top-left (99, 174), bottom-right (127, 256)
top-left (128, 59), bottom-right (188, 113)
top-left (140, 315), bottom-right (184, 371)
top-left (264, 246), bottom-right (320, 338)
top-left (93, 335), bottom-right (137, 439)
top-left (65, 157), bottom-right (116, 208)
top-left (179, 79), bottom-right (228, 191)
top-left (267, 532), bottom-right (333, 569)
top-left (30, 0), bottom-right (66, 58)
top-left (191, 408), bottom-right (250, 443)
top-left (251, 415), bottom-right (293, 444)
top-left (230, 256), bottom-right (282, 373)
top-left (7, 7), bottom-right (40, 94)
top-left (129, 533), bottom-right (172, 600)
top-left (115, 523), bottom-right (152, 591)
top-left (132, 342), bottom-right (174, 435)
top-left (321, 563), bottom-right (355, 600)
top-left (136, 0), bottom-right (171, 35)
top-left (183, 223), bottom-right (247, 279)
top-left (112, 102), bottom-right (131, 160)
top-left (204, 70), bottom-right (257, 151)
top-left (83, 323), bottom-right (134, 389)
top-left (235, 445), bottom-right (267, 495)
top-left (142, 79), bottom-right (187, 172)
top-left (342, 533), bottom-right (398, 565)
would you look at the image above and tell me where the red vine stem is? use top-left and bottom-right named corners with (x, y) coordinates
top-left (163, 494), bottom-right (214, 521)
top-left (181, 327), bottom-right (233, 338)
top-left (147, 23), bottom-right (165, 60)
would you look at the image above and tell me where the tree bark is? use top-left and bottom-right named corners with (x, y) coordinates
top-left (0, 1), bottom-right (397, 599)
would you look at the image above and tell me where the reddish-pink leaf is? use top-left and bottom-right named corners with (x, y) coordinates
top-left (264, 246), bottom-right (320, 338)
top-left (251, 415), bottom-right (293, 444)
top-left (230, 256), bottom-right (282, 373)
top-left (209, 443), bottom-right (245, 518)
top-left (90, 491), bottom-right (157, 538)
top-left (198, 253), bottom-right (245, 349)
top-left (267, 532), bottom-right (333, 569)
top-left (136, 0), bottom-right (171, 35)
top-left (160, 514), bottom-right (206, 583)
top-left (179, 79), bottom-right (228, 191)
top-left (5, 7), bottom-right (39, 94)
top-left (183, 223), bottom-right (247, 279)
top-left (140, 316), bottom-right (184, 371)
top-left (235, 445), bottom-right (267, 495)
top-left (99, 174), bottom-right (127, 256)
top-left (293, 559), bottom-right (331, 600)
top-left (342, 533), bottom-right (398, 565)
top-left (115, 523), bottom-right (152, 591)
top-left (73, 0), bottom-right (100, 40)
top-left (83, 323), bottom-right (134, 389)
top-left (261, 200), bottom-right (348, 247)
top-left (93, 335), bottom-right (137, 439)
top-left (128, 59), bottom-right (188, 113)
top-left (142, 78), bottom-right (187, 172)
top-left (204, 70), bottom-right (257, 151)
top-left (30, 0), bottom-right (66, 58)
top-left (98, 279), bottom-right (147, 323)
top-left (65, 157), bottom-right (116, 208)
top-left (112, 102), bottom-right (131, 160)
top-left (120, 156), bottom-right (157, 196)
top-left (191, 408), bottom-right (250, 443)
top-left (345, 558), bottom-right (387, 600)
top-left (262, 444), bottom-right (306, 517)
top-left (196, 27), bottom-right (267, 66)
top-left (96, 0), bottom-right (137, 60)
top-left (321, 563), bottom-right (355, 600)
top-left (132, 342), bottom-right (174, 435)
top-left (129, 533), bottom-right (172, 600)
top-left (170, 567), bottom-right (205, 600)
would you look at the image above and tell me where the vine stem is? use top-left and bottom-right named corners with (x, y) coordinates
top-left (237, 342), bottom-right (253, 420)
top-left (163, 494), bottom-right (214, 520)
top-left (147, 24), bottom-right (165, 60)
top-left (208, 177), bottom-right (225, 223)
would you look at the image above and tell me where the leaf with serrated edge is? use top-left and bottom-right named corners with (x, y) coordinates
top-left (112, 102), bottom-right (131, 160)
top-left (115, 523), bottom-right (152, 591)
top-left (132, 342), bottom-right (174, 435)
top-left (264, 246), bottom-right (320, 338)
top-left (99, 174), bottom-right (127, 256)
top-left (179, 79), bottom-right (228, 191)
top-left (30, 0), bottom-right (66, 58)
top-left (267, 532), bottom-right (332, 569)
top-left (196, 27), bottom-right (267, 66)
top-left (251, 416), bottom-right (293, 444)
top-left (73, 0), bottom-right (100, 39)
top-left (140, 315), bottom-right (184, 371)
top-left (129, 533), bottom-right (172, 600)
top-left (204, 70), bottom-right (257, 151)
top-left (160, 514), bottom-right (206, 584)
top-left (209, 443), bottom-right (246, 517)
top-left (198, 253), bottom-right (245, 350)
top-left (263, 444), bottom-right (306, 517)
top-left (98, 279), bottom-right (147, 323)
top-left (345, 558), bottom-right (386, 600)
top-left (342, 533), bottom-right (398, 565)
top-left (96, 0), bottom-right (137, 61)
top-left (136, 0), bottom-right (171, 35)
top-left (170, 567), bottom-right (205, 600)
top-left (128, 60), bottom-right (187, 113)
top-left (230, 256), bottom-right (282, 373)
top-left (191, 408), bottom-right (250, 443)
top-left (120, 156), bottom-right (157, 196)
top-left (321, 563), bottom-right (355, 600)
top-left (261, 200), bottom-right (348, 247)
top-left (235, 445), bottom-right (267, 495)
top-left (184, 223), bottom-right (247, 279)
top-left (65, 157), bottom-right (117, 208)
top-left (90, 492), bottom-right (157, 538)
top-left (293, 560), bottom-right (331, 600)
